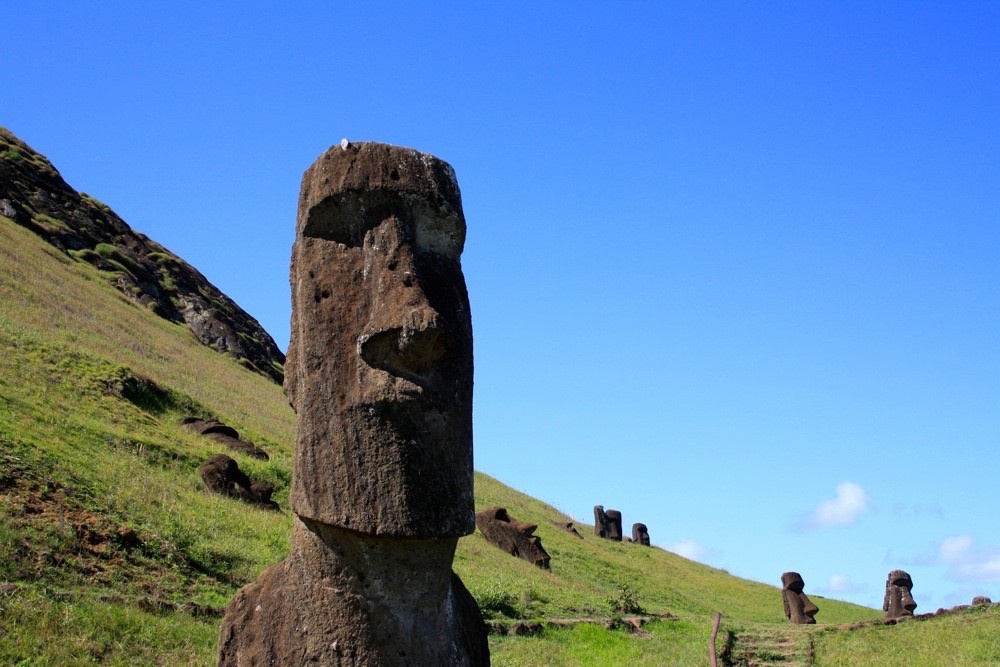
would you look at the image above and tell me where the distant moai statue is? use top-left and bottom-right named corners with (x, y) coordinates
top-left (594, 505), bottom-right (623, 541)
top-left (604, 509), bottom-right (623, 541)
top-left (217, 142), bottom-right (488, 666)
top-left (972, 595), bottom-right (992, 606)
top-left (631, 523), bottom-right (650, 546)
top-left (883, 570), bottom-right (917, 620)
top-left (781, 572), bottom-right (819, 624)
top-left (476, 507), bottom-right (551, 569)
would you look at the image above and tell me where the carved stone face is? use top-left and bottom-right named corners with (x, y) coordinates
top-left (781, 572), bottom-right (819, 624)
top-left (286, 143), bottom-right (474, 538)
top-left (632, 523), bottom-right (650, 546)
top-left (475, 507), bottom-right (551, 569)
top-left (883, 570), bottom-right (917, 619)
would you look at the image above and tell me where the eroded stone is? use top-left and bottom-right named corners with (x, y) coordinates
top-left (475, 507), bottom-right (551, 569)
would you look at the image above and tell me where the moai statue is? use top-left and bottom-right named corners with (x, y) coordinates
top-left (475, 507), bottom-right (551, 569)
top-left (217, 142), bottom-right (488, 666)
top-left (781, 572), bottom-right (819, 624)
top-left (883, 569), bottom-right (917, 620)
top-left (594, 505), bottom-right (623, 541)
top-left (594, 505), bottom-right (609, 538)
top-left (631, 523), bottom-right (650, 546)
top-left (604, 509), bottom-right (624, 541)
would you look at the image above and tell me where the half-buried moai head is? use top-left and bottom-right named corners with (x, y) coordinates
top-left (593, 505), bottom-right (623, 541)
top-left (632, 523), bottom-right (650, 546)
top-left (475, 507), bottom-right (551, 569)
top-left (285, 142), bottom-right (474, 538)
top-left (883, 569), bottom-right (917, 620)
top-left (604, 509), bottom-right (623, 541)
top-left (781, 572), bottom-right (819, 624)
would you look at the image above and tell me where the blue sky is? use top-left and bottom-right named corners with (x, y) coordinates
top-left (4, 2), bottom-right (999, 613)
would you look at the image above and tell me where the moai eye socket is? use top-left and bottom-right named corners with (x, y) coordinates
top-left (302, 190), bottom-right (464, 259)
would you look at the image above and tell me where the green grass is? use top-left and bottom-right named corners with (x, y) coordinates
top-left (813, 606), bottom-right (1000, 666)
top-left (3, 210), bottom-right (995, 664)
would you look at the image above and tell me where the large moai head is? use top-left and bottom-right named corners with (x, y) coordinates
top-left (604, 509), bottom-right (623, 541)
top-left (632, 523), bottom-right (650, 546)
top-left (594, 505), bottom-right (608, 538)
top-left (883, 570), bottom-right (917, 620)
top-left (285, 142), bottom-right (474, 538)
top-left (781, 572), bottom-right (819, 624)
top-left (475, 507), bottom-right (551, 569)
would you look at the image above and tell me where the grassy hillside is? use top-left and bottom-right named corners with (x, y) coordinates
top-left (1, 211), bottom-right (996, 665)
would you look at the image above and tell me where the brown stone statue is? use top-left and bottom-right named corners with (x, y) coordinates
top-left (631, 523), bottom-right (650, 546)
top-left (475, 507), bottom-right (551, 569)
top-left (594, 505), bottom-right (623, 541)
top-left (883, 569), bottom-right (917, 620)
top-left (217, 142), bottom-right (488, 666)
top-left (781, 572), bottom-right (818, 624)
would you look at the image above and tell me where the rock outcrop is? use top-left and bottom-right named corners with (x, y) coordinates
top-left (476, 507), bottom-right (551, 569)
top-left (218, 141), bottom-right (488, 666)
top-left (0, 127), bottom-right (285, 383)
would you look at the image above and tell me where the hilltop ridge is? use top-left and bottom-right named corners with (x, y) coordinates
top-left (0, 127), bottom-right (285, 382)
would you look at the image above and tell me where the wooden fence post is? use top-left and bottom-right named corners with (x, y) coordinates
top-left (709, 612), bottom-right (722, 667)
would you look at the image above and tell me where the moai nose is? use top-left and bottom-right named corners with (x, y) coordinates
top-left (359, 217), bottom-right (450, 381)
top-left (902, 589), bottom-right (916, 612)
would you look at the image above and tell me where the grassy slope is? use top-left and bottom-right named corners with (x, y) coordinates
top-left (1, 213), bottom-right (994, 665)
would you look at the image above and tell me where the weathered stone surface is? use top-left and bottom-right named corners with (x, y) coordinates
top-left (0, 127), bottom-right (285, 383)
top-left (475, 507), bottom-right (551, 569)
top-left (219, 141), bottom-right (487, 666)
top-left (218, 518), bottom-right (488, 666)
top-left (631, 523), bottom-right (650, 546)
top-left (554, 520), bottom-right (583, 539)
top-left (181, 417), bottom-right (269, 460)
top-left (781, 572), bottom-right (818, 624)
top-left (972, 595), bottom-right (992, 606)
top-left (604, 509), bottom-right (623, 541)
top-left (883, 569), bottom-right (917, 620)
top-left (198, 454), bottom-right (278, 511)
top-left (593, 506), bottom-right (623, 541)
top-left (285, 142), bottom-right (473, 537)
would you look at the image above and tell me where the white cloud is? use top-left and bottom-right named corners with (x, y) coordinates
top-left (938, 535), bottom-right (974, 563)
top-left (797, 482), bottom-right (870, 530)
top-left (826, 573), bottom-right (866, 594)
top-left (664, 539), bottom-right (711, 562)
top-left (935, 536), bottom-right (1000, 584)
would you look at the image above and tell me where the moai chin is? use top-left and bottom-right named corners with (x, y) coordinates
top-left (884, 569), bottom-right (917, 620)
top-left (781, 572), bottom-right (819, 624)
top-left (632, 523), bottom-right (650, 546)
top-left (218, 142), bottom-right (488, 666)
